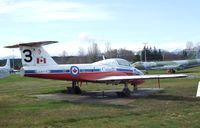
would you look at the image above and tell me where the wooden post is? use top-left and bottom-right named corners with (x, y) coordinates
top-left (157, 78), bottom-right (160, 88)
top-left (196, 81), bottom-right (200, 97)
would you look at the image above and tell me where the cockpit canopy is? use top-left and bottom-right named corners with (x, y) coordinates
top-left (94, 58), bottom-right (131, 67)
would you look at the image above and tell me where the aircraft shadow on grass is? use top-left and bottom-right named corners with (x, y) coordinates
top-left (140, 94), bottom-right (200, 102)
top-left (59, 88), bottom-right (199, 102)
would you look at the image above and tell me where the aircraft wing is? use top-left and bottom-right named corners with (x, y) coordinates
top-left (97, 74), bottom-right (187, 81)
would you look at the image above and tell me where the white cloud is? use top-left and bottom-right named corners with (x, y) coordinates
top-left (78, 32), bottom-right (102, 43)
top-left (0, 33), bottom-right (187, 58)
top-left (0, 0), bottom-right (110, 22)
top-left (44, 33), bottom-right (108, 56)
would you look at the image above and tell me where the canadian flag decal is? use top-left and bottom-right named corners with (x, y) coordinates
top-left (37, 58), bottom-right (46, 64)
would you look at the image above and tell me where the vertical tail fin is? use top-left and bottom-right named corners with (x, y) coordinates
top-left (5, 41), bottom-right (58, 66)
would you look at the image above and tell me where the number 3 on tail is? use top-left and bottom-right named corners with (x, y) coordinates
top-left (23, 49), bottom-right (32, 62)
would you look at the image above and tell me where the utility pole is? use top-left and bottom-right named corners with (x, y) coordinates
top-left (162, 52), bottom-right (165, 61)
top-left (139, 47), bottom-right (142, 61)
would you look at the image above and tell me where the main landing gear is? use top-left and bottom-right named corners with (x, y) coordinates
top-left (117, 82), bottom-right (138, 97)
top-left (66, 81), bottom-right (82, 94)
top-left (167, 69), bottom-right (176, 74)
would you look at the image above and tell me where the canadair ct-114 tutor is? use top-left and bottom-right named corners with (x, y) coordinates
top-left (0, 59), bottom-right (10, 78)
top-left (5, 41), bottom-right (187, 96)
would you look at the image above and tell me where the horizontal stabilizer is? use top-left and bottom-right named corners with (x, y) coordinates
top-left (5, 41), bottom-right (58, 48)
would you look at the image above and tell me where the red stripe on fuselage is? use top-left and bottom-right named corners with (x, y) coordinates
top-left (24, 71), bottom-right (144, 85)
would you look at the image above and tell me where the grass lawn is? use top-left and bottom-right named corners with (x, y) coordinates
top-left (0, 67), bottom-right (200, 128)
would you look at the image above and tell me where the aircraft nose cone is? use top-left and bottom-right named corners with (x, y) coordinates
top-left (134, 68), bottom-right (144, 75)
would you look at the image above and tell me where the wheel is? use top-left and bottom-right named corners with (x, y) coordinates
top-left (122, 88), bottom-right (131, 97)
top-left (74, 86), bottom-right (82, 94)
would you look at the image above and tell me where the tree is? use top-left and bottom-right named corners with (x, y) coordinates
top-left (186, 41), bottom-right (194, 50)
top-left (158, 49), bottom-right (163, 61)
top-left (140, 46), bottom-right (164, 61)
top-left (133, 54), bottom-right (140, 62)
top-left (60, 50), bottom-right (68, 64)
top-left (77, 47), bottom-right (88, 63)
top-left (87, 43), bottom-right (101, 62)
top-left (107, 49), bottom-right (118, 58)
top-left (61, 50), bottom-right (67, 57)
top-left (118, 48), bottom-right (134, 61)
top-left (153, 47), bottom-right (158, 61)
top-left (104, 42), bottom-right (112, 58)
top-left (78, 47), bottom-right (85, 56)
top-left (182, 50), bottom-right (188, 59)
top-left (195, 42), bottom-right (200, 58)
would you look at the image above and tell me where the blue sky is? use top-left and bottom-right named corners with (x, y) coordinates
top-left (0, 0), bottom-right (200, 57)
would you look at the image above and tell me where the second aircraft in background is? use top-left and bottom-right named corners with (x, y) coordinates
top-left (132, 59), bottom-right (200, 73)
top-left (0, 59), bottom-right (11, 78)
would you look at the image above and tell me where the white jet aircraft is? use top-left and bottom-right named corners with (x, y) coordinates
top-left (0, 59), bottom-right (10, 78)
top-left (5, 41), bottom-right (187, 96)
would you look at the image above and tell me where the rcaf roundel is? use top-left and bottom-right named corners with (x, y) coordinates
top-left (70, 66), bottom-right (79, 76)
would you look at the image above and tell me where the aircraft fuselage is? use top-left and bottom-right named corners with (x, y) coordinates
top-left (21, 63), bottom-right (144, 85)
